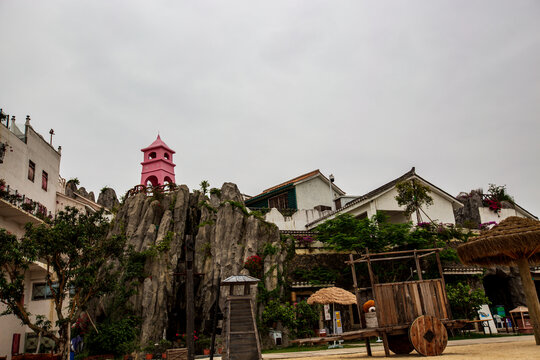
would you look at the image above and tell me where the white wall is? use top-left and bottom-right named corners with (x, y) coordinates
top-left (479, 207), bottom-right (527, 224)
top-left (0, 215), bottom-right (27, 238)
top-left (308, 186), bottom-right (458, 229)
top-left (0, 124), bottom-right (61, 215)
top-left (0, 266), bottom-right (58, 360)
top-left (264, 208), bottom-right (333, 230)
top-left (295, 177), bottom-right (340, 210)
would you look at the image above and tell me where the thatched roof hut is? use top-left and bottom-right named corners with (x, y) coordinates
top-left (458, 216), bottom-right (540, 266)
top-left (307, 287), bottom-right (357, 305)
top-left (457, 216), bottom-right (540, 345)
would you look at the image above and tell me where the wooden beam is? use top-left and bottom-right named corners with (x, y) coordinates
top-left (360, 248), bottom-right (442, 258)
top-left (516, 258), bottom-right (540, 345)
top-left (418, 251), bottom-right (436, 259)
top-left (435, 251), bottom-right (452, 319)
top-left (414, 251), bottom-right (423, 281)
top-left (354, 254), bottom-right (416, 263)
top-left (349, 254), bottom-right (366, 328)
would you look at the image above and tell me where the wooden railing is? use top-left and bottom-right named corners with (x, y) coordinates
top-left (125, 183), bottom-right (178, 199)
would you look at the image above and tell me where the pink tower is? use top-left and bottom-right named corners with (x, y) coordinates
top-left (140, 135), bottom-right (176, 186)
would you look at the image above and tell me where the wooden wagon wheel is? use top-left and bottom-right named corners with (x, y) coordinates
top-left (387, 334), bottom-right (414, 355)
top-left (409, 315), bottom-right (448, 356)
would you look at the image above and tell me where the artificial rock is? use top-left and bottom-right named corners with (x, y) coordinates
top-left (100, 182), bottom-right (281, 348)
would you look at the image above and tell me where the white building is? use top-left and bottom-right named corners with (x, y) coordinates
top-left (0, 114), bottom-right (61, 237)
top-left (244, 170), bottom-right (346, 230)
top-left (306, 167), bottom-right (464, 230)
top-left (0, 110), bottom-right (103, 358)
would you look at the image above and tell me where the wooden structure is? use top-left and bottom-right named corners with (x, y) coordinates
top-left (166, 348), bottom-right (188, 360)
top-left (221, 275), bottom-right (261, 360)
top-left (509, 306), bottom-right (533, 334)
top-left (292, 248), bottom-right (464, 356)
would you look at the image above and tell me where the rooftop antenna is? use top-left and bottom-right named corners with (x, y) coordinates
top-left (49, 129), bottom-right (55, 145)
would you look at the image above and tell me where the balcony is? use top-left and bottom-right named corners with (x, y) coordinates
top-left (0, 180), bottom-right (47, 227)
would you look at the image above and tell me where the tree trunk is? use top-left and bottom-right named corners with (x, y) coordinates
top-left (516, 258), bottom-right (540, 345)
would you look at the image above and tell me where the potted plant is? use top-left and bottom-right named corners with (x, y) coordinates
top-left (197, 335), bottom-right (211, 355)
top-left (215, 338), bottom-right (223, 355)
top-left (0, 178), bottom-right (7, 198)
top-left (21, 202), bottom-right (34, 212)
top-left (156, 340), bottom-right (172, 359)
top-left (142, 342), bottom-right (157, 359)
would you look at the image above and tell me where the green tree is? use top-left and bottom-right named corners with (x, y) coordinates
top-left (0, 208), bottom-right (126, 359)
top-left (199, 180), bottom-right (210, 195)
top-left (315, 213), bottom-right (412, 254)
top-left (446, 282), bottom-right (490, 320)
top-left (395, 179), bottom-right (434, 223)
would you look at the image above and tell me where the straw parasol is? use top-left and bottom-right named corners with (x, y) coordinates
top-left (457, 216), bottom-right (540, 345)
top-left (307, 287), bottom-right (356, 336)
top-left (307, 287), bottom-right (357, 305)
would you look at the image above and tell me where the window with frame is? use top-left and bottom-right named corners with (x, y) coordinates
top-left (42, 171), bottom-right (48, 191)
top-left (32, 282), bottom-right (58, 300)
top-left (28, 160), bottom-right (35, 182)
top-left (268, 193), bottom-right (288, 209)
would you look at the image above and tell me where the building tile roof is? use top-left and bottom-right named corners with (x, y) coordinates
top-left (246, 170), bottom-right (345, 203)
top-left (305, 167), bottom-right (463, 228)
top-left (141, 134), bottom-right (175, 153)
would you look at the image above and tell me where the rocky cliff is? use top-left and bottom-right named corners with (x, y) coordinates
top-left (100, 183), bottom-right (282, 347)
top-left (97, 187), bottom-right (119, 209)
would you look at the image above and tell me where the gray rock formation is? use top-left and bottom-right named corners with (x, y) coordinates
top-left (454, 190), bottom-right (483, 227)
top-left (65, 181), bottom-right (77, 198)
top-left (77, 187), bottom-right (96, 202)
top-left (97, 187), bottom-right (119, 209)
top-left (101, 182), bottom-right (282, 349)
top-left (483, 266), bottom-right (527, 310)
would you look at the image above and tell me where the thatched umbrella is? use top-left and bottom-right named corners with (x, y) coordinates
top-left (307, 287), bottom-right (357, 305)
top-left (457, 216), bottom-right (540, 345)
top-left (307, 287), bottom-right (357, 335)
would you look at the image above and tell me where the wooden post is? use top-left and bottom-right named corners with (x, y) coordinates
top-left (516, 258), bottom-right (540, 345)
top-left (210, 274), bottom-right (221, 360)
top-left (366, 248), bottom-right (389, 356)
top-left (349, 254), bottom-right (366, 328)
top-left (435, 251), bottom-right (452, 319)
top-left (186, 235), bottom-right (195, 360)
top-left (414, 250), bottom-right (423, 280)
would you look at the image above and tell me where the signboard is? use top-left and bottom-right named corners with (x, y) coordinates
top-left (478, 304), bottom-right (498, 334)
top-left (324, 304), bottom-right (331, 320)
top-left (333, 311), bottom-right (343, 335)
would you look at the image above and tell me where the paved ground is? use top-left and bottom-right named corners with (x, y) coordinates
top-left (262, 335), bottom-right (537, 359)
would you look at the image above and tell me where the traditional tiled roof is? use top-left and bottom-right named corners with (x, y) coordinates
top-left (305, 167), bottom-right (463, 228)
top-left (141, 134), bottom-right (175, 153)
top-left (262, 170), bottom-right (321, 193)
top-left (246, 170), bottom-right (345, 203)
top-left (221, 275), bottom-right (260, 284)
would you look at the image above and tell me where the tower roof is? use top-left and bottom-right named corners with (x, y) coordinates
top-left (141, 134), bottom-right (175, 154)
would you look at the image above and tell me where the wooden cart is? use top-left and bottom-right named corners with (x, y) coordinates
top-left (345, 248), bottom-right (465, 356)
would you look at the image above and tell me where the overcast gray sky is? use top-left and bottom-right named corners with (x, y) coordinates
top-left (1, 1), bottom-right (539, 216)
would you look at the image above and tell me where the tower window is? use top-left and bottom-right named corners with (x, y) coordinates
top-left (148, 152), bottom-right (156, 160)
top-left (164, 152), bottom-right (170, 160)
